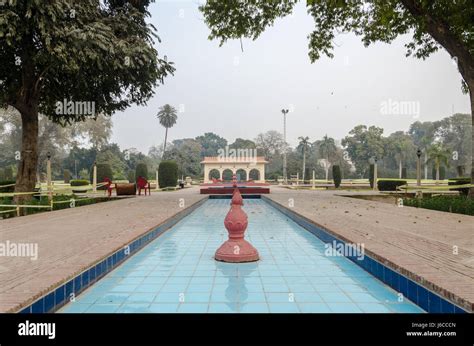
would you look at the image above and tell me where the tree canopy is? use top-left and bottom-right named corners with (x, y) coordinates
top-left (0, 0), bottom-right (174, 199)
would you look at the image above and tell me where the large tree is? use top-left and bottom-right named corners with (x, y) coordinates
top-left (200, 0), bottom-right (474, 195)
top-left (195, 132), bottom-right (228, 157)
top-left (437, 113), bottom-right (472, 176)
top-left (385, 131), bottom-right (416, 178)
top-left (342, 125), bottom-right (385, 177)
top-left (255, 130), bottom-right (286, 159)
top-left (0, 0), bottom-right (174, 202)
top-left (166, 138), bottom-right (203, 178)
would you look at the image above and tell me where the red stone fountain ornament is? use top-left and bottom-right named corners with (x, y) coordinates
top-left (215, 176), bottom-right (259, 263)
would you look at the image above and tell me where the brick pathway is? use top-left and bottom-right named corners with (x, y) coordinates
top-left (265, 187), bottom-right (474, 312)
top-left (0, 187), bottom-right (205, 312)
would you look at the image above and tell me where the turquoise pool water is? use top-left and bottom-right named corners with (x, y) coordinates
top-left (59, 199), bottom-right (424, 313)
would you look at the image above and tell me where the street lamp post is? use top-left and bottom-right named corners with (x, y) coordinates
top-left (93, 161), bottom-right (97, 193)
top-left (416, 148), bottom-right (422, 198)
top-left (373, 156), bottom-right (378, 191)
top-left (281, 109), bottom-right (289, 184)
top-left (46, 152), bottom-right (52, 200)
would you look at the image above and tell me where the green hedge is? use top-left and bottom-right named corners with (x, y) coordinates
top-left (448, 177), bottom-right (470, 197)
top-left (403, 196), bottom-right (474, 216)
top-left (0, 194), bottom-right (113, 218)
top-left (70, 179), bottom-right (90, 186)
top-left (332, 165), bottom-right (341, 188)
top-left (158, 161), bottom-right (178, 188)
top-left (377, 179), bottom-right (407, 191)
top-left (0, 180), bottom-right (15, 193)
top-left (135, 162), bottom-right (148, 181)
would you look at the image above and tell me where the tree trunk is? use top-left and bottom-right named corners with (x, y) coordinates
top-left (14, 107), bottom-right (39, 208)
top-left (436, 162), bottom-right (440, 184)
top-left (424, 151), bottom-right (428, 180)
top-left (302, 150), bottom-right (306, 182)
top-left (162, 127), bottom-right (168, 159)
top-left (469, 82), bottom-right (474, 197)
top-left (399, 159), bottom-right (402, 179)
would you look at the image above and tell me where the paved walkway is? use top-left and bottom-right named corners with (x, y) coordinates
top-left (265, 187), bottom-right (474, 311)
top-left (0, 187), bottom-right (205, 312)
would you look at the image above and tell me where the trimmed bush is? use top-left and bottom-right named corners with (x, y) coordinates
top-left (377, 179), bottom-right (407, 191)
top-left (369, 164), bottom-right (374, 188)
top-left (401, 167), bottom-right (407, 179)
top-left (0, 180), bottom-right (16, 192)
top-left (70, 179), bottom-right (90, 193)
top-left (403, 196), bottom-right (474, 216)
top-left (64, 169), bottom-right (71, 183)
top-left (135, 162), bottom-right (148, 180)
top-left (70, 179), bottom-right (89, 186)
top-left (90, 163), bottom-right (113, 183)
top-left (158, 161), bottom-right (178, 188)
top-left (432, 166), bottom-right (446, 180)
top-left (332, 165), bottom-right (341, 188)
top-left (448, 177), bottom-right (470, 197)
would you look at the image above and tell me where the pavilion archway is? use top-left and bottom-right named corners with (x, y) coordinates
top-left (249, 169), bottom-right (260, 181)
top-left (222, 169), bottom-right (234, 181)
top-left (209, 169), bottom-right (220, 181)
top-left (236, 169), bottom-right (247, 182)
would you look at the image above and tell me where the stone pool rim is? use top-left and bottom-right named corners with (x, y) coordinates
top-left (16, 195), bottom-right (469, 313)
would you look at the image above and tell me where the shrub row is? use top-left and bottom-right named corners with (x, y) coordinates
top-left (377, 179), bottom-right (407, 191)
top-left (403, 196), bottom-right (474, 216)
top-left (448, 177), bottom-right (470, 197)
top-left (70, 179), bottom-right (90, 186)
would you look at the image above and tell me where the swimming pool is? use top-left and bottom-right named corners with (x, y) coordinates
top-left (58, 198), bottom-right (424, 313)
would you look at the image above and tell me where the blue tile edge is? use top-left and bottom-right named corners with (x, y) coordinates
top-left (17, 197), bottom-right (208, 313)
top-left (262, 196), bottom-right (469, 314)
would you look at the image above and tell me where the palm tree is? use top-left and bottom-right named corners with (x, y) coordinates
top-left (426, 143), bottom-right (450, 184)
top-left (298, 136), bottom-right (310, 182)
top-left (319, 134), bottom-right (336, 181)
top-left (156, 104), bottom-right (178, 158)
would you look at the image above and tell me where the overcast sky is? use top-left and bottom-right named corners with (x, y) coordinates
top-left (110, 0), bottom-right (471, 153)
